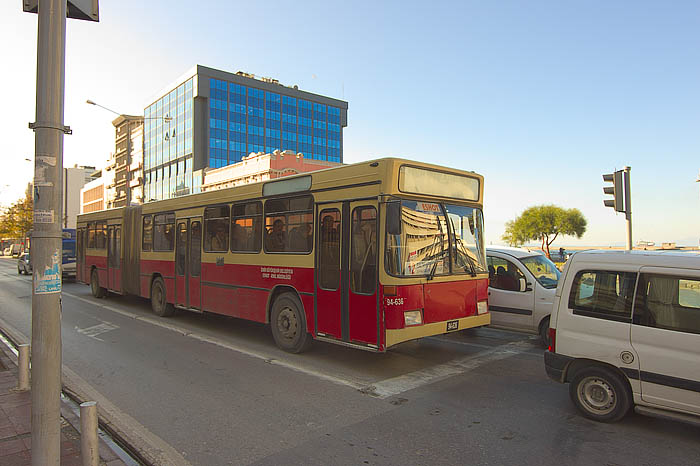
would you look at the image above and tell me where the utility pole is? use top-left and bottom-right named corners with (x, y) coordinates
top-left (29, 1), bottom-right (68, 463)
top-left (24, 1), bottom-right (98, 464)
top-left (623, 166), bottom-right (632, 251)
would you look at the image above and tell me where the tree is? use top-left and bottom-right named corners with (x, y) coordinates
top-left (0, 184), bottom-right (33, 240)
top-left (502, 205), bottom-right (586, 258)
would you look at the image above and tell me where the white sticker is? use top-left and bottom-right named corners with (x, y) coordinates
top-left (34, 181), bottom-right (54, 187)
top-left (34, 210), bottom-right (54, 223)
top-left (34, 251), bottom-right (62, 294)
top-left (36, 155), bottom-right (56, 166)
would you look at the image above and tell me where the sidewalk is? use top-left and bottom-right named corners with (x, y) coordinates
top-left (0, 338), bottom-right (127, 465)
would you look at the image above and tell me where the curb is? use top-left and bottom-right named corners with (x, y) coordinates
top-left (0, 316), bottom-right (190, 466)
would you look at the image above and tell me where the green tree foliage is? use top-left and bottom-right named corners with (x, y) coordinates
top-left (0, 184), bottom-right (33, 240)
top-left (502, 205), bottom-right (586, 258)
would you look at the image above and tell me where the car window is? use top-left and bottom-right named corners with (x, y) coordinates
top-left (520, 255), bottom-right (560, 289)
top-left (568, 270), bottom-right (636, 322)
top-left (487, 256), bottom-right (525, 292)
top-left (632, 274), bottom-right (700, 335)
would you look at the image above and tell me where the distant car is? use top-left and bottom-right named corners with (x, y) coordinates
top-left (2, 247), bottom-right (10, 256)
top-left (486, 246), bottom-right (561, 346)
top-left (17, 253), bottom-right (32, 275)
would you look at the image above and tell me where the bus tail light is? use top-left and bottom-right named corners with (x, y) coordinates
top-left (384, 285), bottom-right (397, 296)
top-left (404, 310), bottom-right (423, 327)
top-left (548, 328), bottom-right (556, 353)
top-left (477, 300), bottom-right (488, 315)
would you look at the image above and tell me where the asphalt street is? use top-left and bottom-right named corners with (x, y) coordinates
top-left (0, 257), bottom-right (698, 465)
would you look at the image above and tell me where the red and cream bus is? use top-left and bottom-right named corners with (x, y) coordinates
top-left (76, 158), bottom-right (489, 352)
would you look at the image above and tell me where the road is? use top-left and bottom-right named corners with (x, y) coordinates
top-left (0, 257), bottom-right (698, 465)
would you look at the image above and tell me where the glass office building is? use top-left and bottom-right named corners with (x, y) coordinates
top-left (143, 65), bottom-right (348, 201)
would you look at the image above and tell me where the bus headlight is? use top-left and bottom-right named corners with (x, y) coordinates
top-left (477, 301), bottom-right (488, 315)
top-left (404, 310), bottom-right (423, 327)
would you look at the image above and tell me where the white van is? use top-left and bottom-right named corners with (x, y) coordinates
top-left (486, 247), bottom-right (560, 345)
top-left (545, 250), bottom-right (700, 424)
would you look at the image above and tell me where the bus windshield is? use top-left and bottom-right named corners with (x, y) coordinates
top-left (385, 200), bottom-right (487, 277)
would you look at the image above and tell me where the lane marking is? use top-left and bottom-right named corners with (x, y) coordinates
top-left (76, 322), bottom-right (119, 341)
top-left (61, 290), bottom-right (534, 399)
top-left (62, 291), bottom-right (369, 392)
top-left (363, 340), bottom-right (532, 399)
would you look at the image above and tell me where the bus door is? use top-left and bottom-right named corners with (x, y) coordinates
top-left (107, 226), bottom-right (121, 292)
top-left (76, 229), bottom-right (85, 282)
top-left (175, 218), bottom-right (202, 309)
top-left (315, 201), bottom-right (379, 347)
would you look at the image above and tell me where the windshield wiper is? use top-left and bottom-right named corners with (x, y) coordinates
top-left (454, 236), bottom-right (477, 277)
top-left (426, 222), bottom-right (445, 281)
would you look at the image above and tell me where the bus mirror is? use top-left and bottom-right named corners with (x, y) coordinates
top-left (386, 202), bottom-right (402, 236)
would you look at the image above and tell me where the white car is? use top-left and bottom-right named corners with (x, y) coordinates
top-left (545, 250), bottom-right (700, 424)
top-left (486, 246), bottom-right (561, 345)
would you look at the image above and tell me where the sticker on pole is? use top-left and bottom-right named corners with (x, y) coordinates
top-left (34, 210), bottom-right (54, 224)
top-left (34, 251), bottom-right (62, 294)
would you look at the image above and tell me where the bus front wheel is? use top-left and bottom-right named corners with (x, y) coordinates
top-left (90, 269), bottom-right (106, 298)
top-left (270, 293), bottom-right (311, 353)
top-left (150, 277), bottom-right (175, 317)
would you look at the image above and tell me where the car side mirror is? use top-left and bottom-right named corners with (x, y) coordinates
top-left (519, 278), bottom-right (533, 292)
top-left (386, 201), bottom-right (401, 236)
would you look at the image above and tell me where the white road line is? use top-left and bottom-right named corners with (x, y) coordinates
top-left (62, 291), bottom-right (369, 392)
top-left (76, 322), bottom-right (119, 341)
top-left (61, 290), bottom-right (534, 399)
top-left (363, 340), bottom-right (532, 399)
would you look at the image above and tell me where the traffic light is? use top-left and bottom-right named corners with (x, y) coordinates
top-left (603, 170), bottom-right (624, 212)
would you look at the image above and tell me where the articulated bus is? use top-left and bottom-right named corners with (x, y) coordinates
top-left (76, 158), bottom-right (489, 352)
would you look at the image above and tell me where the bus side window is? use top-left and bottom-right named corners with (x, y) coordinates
top-left (154, 213), bottom-right (175, 251)
top-left (142, 215), bottom-right (153, 251)
top-left (204, 205), bottom-right (230, 253)
top-left (318, 209), bottom-right (340, 290)
top-left (231, 202), bottom-right (262, 252)
top-left (351, 206), bottom-right (377, 295)
top-left (87, 223), bottom-right (95, 249)
top-left (264, 195), bottom-right (313, 253)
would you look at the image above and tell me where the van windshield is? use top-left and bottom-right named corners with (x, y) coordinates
top-left (520, 255), bottom-right (560, 288)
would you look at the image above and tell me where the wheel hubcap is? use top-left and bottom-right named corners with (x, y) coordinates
top-left (277, 307), bottom-right (298, 341)
top-left (579, 376), bottom-right (616, 414)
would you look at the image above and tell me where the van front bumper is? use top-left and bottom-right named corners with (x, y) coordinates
top-left (544, 351), bottom-right (573, 383)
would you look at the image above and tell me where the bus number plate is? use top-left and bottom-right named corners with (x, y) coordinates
top-left (446, 320), bottom-right (459, 331)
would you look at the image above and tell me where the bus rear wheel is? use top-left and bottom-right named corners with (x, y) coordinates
top-left (270, 293), bottom-right (311, 353)
top-left (150, 277), bottom-right (175, 317)
top-left (90, 269), bottom-right (106, 298)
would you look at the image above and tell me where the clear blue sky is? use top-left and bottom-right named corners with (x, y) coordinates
top-left (2, 0), bottom-right (698, 246)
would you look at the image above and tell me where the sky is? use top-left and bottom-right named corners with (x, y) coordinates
top-left (1, 0), bottom-right (699, 247)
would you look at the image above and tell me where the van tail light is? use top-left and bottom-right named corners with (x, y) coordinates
top-left (548, 328), bottom-right (556, 353)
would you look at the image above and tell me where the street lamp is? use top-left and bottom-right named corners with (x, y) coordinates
top-left (86, 100), bottom-right (171, 206)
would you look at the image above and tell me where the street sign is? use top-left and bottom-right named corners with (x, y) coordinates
top-left (23, 0), bottom-right (99, 21)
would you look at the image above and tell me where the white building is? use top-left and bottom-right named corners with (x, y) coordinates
top-left (63, 165), bottom-right (98, 228)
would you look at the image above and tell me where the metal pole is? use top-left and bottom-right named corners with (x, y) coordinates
top-left (80, 401), bottom-right (99, 466)
top-left (624, 166), bottom-right (632, 250)
top-left (17, 344), bottom-right (30, 391)
top-left (30, 0), bottom-right (66, 464)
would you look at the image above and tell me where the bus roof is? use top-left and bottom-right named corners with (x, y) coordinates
top-left (78, 158), bottom-right (483, 223)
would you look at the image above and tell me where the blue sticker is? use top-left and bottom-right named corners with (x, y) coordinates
top-left (34, 251), bottom-right (62, 294)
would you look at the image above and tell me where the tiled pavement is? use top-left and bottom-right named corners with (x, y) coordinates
top-left (0, 342), bottom-right (127, 465)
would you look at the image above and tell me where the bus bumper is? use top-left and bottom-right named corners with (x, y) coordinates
top-left (385, 313), bottom-right (490, 348)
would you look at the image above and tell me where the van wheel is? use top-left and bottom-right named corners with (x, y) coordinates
top-left (539, 317), bottom-right (551, 348)
top-left (270, 293), bottom-right (311, 353)
top-left (90, 269), bottom-right (106, 298)
top-left (151, 277), bottom-right (175, 317)
top-left (569, 366), bottom-right (631, 423)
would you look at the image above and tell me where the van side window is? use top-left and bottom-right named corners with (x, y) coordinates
top-left (487, 256), bottom-right (525, 292)
top-left (633, 274), bottom-right (700, 335)
top-left (568, 270), bottom-right (636, 322)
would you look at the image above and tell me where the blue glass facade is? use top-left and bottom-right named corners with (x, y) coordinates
top-left (143, 77), bottom-right (194, 201)
top-left (208, 78), bottom-right (343, 166)
top-left (143, 67), bottom-right (346, 202)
